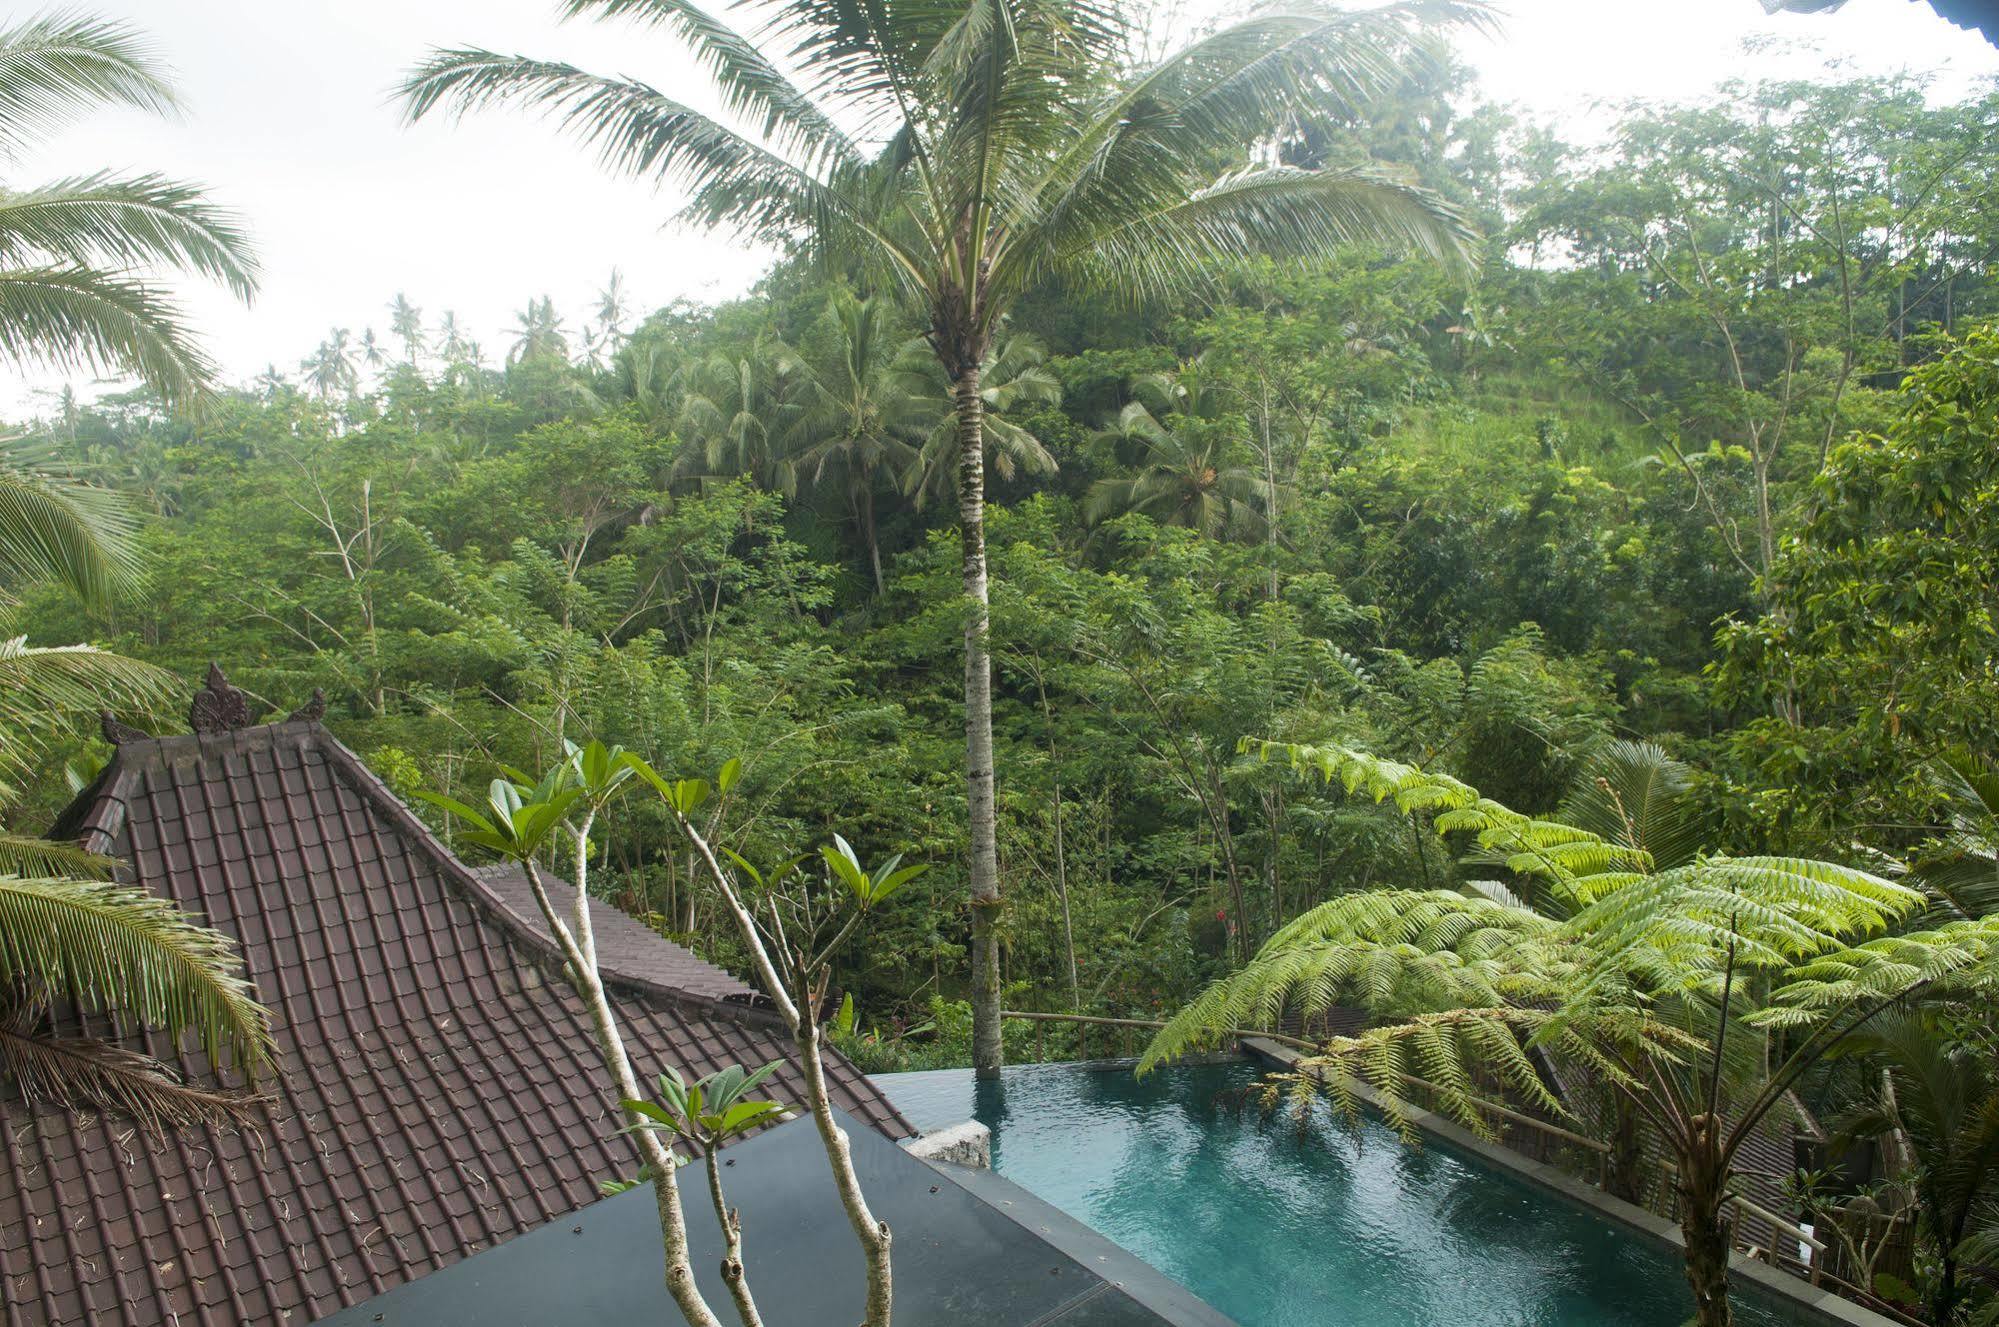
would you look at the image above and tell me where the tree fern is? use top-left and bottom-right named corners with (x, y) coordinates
top-left (1153, 738), bottom-right (1999, 1325)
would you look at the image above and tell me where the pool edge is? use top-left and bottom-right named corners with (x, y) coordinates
top-left (922, 1154), bottom-right (1241, 1327)
top-left (1239, 1037), bottom-right (1904, 1327)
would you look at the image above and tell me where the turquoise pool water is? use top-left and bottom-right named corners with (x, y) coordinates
top-left (876, 1060), bottom-right (1802, 1327)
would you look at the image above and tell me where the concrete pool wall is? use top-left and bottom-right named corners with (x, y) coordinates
top-left (1239, 1037), bottom-right (1907, 1327)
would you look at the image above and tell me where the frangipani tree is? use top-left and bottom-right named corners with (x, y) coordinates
top-left (402, 0), bottom-right (1483, 1078)
top-left (1145, 740), bottom-right (1999, 1327)
top-left (421, 741), bottom-right (920, 1327)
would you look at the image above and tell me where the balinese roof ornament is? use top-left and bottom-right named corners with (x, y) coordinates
top-left (188, 662), bottom-right (255, 734)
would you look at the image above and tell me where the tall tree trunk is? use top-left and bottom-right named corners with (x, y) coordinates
top-left (1605, 1093), bottom-right (1644, 1204)
top-left (861, 483), bottom-right (885, 597)
top-left (955, 365), bottom-right (1003, 1080)
top-left (1678, 1119), bottom-right (1736, 1327)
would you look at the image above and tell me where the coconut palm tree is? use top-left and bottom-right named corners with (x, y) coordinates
top-left (358, 326), bottom-right (388, 375)
top-left (388, 292), bottom-right (426, 364)
top-left (1085, 395), bottom-right (1273, 539)
top-left (0, 11), bottom-right (258, 405)
top-left (595, 267), bottom-right (630, 351)
top-left (403, 0), bottom-right (1482, 1079)
top-left (437, 309), bottom-right (472, 364)
top-left (302, 328), bottom-right (357, 400)
top-left (509, 295), bottom-right (568, 364)
top-left (670, 339), bottom-right (788, 491)
top-left (777, 292), bottom-right (933, 594)
top-left (1912, 753), bottom-right (1999, 923)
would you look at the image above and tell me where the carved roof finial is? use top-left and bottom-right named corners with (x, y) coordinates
top-left (100, 711), bottom-right (150, 745)
top-left (188, 663), bottom-right (255, 734)
top-left (285, 689), bottom-right (327, 725)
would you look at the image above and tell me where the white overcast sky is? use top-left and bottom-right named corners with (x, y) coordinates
top-left (9, 0), bottom-right (1998, 413)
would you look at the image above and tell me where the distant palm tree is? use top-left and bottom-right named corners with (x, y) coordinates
top-left (404, 0), bottom-right (1482, 1082)
top-left (1913, 753), bottom-right (1999, 922)
top-left (777, 293), bottom-right (932, 594)
top-left (1086, 365), bottom-right (1274, 538)
top-left (388, 292), bottom-right (425, 363)
top-left (595, 268), bottom-right (629, 350)
top-left (903, 336), bottom-right (1061, 509)
top-left (358, 326), bottom-right (387, 374)
top-left (617, 326), bottom-right (684, 432)
top-left (0, 11), bottom-right (258, 405)
top-left (508, 295), bottom-right (567, 364)
top-left (671, 339), bottom-right (786, 491)
top-left (253, 363), bottom-right (287, 401)
top-left (577, 324), bottom-right (606, 373)
top-left (301, 328), bottom-right (357, 400)
top-left (436, 309), bottom-right (471, 364)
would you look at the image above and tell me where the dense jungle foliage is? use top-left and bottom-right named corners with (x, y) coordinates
top-left (11, 63), bottom-right (1999, 1080)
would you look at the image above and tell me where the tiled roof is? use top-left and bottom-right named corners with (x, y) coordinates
top-left (468, 864), bottom-right (754, 1004)
top-left (5, 686), bottom-right (910, 1327)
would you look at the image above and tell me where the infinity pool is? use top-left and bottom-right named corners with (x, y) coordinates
top-left (876, 1060), bottom-right (1802, 1327)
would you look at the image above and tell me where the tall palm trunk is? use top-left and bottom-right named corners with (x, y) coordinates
top-left (861, 482), bottom-right (885, 596)
top-left (955, 363), bottom-right (1003, 1078)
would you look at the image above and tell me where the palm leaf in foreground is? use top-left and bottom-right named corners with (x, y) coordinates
top-left (0, 873), bottom-right (272, 1080)
top-left (0, 435), bottom-right (144, 604)
top-left (0, 988), bottom-right (268, 1130)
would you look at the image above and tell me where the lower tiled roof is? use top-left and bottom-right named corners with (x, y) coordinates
top-left (5, 718), bottom-right (910, 1327)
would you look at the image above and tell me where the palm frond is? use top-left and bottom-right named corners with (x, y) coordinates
top-left (398, 51), bottom-right (927, 291)
top-left (0, 265), bottom-right (218, 406)
top-left (0, 171), bottom-right (259, 301)
top-left (0, 1003), bottom-right (268, 1131)
top-left (0, 833), bottom-right (114, 879)
top-left (0, 873), bottom-right (271, 1076)
top-left (1044, 164), bottom-right (1478, 307)
top-left (0, 11), bottom-right (177, 157)
top-left (1003, 0), bottom-right (1483, 276)
top-left (1559, 740), bottom-right (1710, 871)
top-left (561, 0), bottom-right (858, 169)
top-left (0, 637), bottom-right (174, 727)
top-left (0, 436), bottom-right (143, 604)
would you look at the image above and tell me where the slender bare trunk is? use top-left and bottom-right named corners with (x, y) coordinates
top-left (1605, 1094), bottom-right (1644, 1204)
top-left (522, 856), bottom-right (722, 1327)
top-left (955, 365), bottom-right (1003, 1079)
top-left (703, 1148), bottom-right (763, 1327)
top-left (799, 1009), bottom-right (893, 1325)
top-left (1035, 671), bottom-right (1079, 1014)
top-left (862, 484), bottom-right (885, 597)
top-left (674, 821), bottom-right (894, 1326)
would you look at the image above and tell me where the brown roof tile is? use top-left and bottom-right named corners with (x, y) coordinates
top-left (10, 704), bottom-right (910, 1327)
